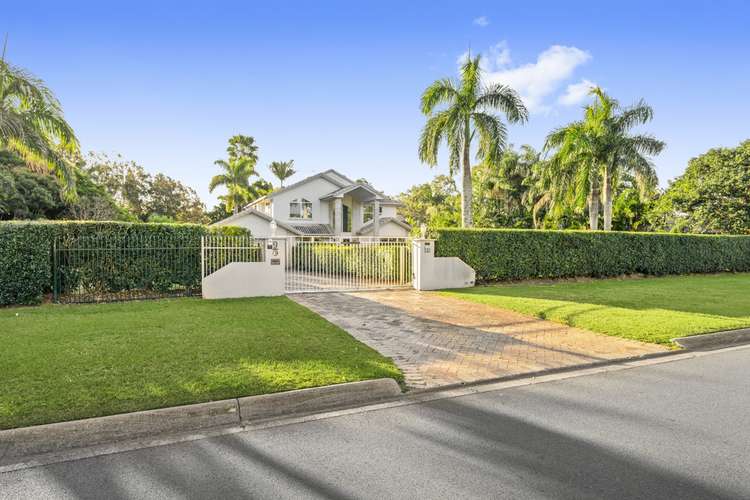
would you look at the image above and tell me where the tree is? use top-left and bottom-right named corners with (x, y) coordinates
top-left (418, 55), bottom-right (528, 227)
top-left (82, 152), bottom-right (205, 222)
top-left (268, 160), bottom-right (296, 187)
top-left (473, 145), bottom-right (540, 228)
top-left (227, 135), bottom-right (259, 162)
top-left (648, 139), bottom-right (750, 234)
top-left (0, 47), bottom-right (80, 197)
top-left (545, 87), bottom-right (664, 230)
top-left (398, 175), bottom-right (461, 231)
top-left (208, 157), bottom-right (258, 214)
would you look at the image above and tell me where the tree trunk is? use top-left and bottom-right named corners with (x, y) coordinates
top-left (603, 165), bottom-right (613, 231)
top-left (589, 179), bottom-right (600, 231)
top-left (461, 141), bottom-right (473, 228)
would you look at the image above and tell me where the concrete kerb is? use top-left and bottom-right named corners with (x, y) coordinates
top-left (672, 327), bottom-right (750, 350)
top-left (0, 378), bottom-right (401, 466)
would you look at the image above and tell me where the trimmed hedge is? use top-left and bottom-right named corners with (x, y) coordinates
top-left (435, 228), bottom-right (750, 282)
top-left (0, 221), bottom-right (245, 305)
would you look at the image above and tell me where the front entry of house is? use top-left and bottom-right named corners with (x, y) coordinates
top-left (201, 236), bottom-right (474, 298)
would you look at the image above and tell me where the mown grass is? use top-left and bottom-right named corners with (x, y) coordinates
top-left (0, 297), bottom-right (402, 430)
top-left (441, 273), bottom-right (750, 345)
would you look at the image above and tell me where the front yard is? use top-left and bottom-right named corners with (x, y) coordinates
top-left (441, 273), bottom-right (750, 345)
top-left (0, 297), bottom-right (402, 430)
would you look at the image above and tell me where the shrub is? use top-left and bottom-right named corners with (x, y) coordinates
top-left (435, 228), bottom-right (750, 282)
top-left (0, 221), bottom-right (247, 305)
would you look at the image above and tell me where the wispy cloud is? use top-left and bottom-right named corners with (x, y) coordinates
top-left (473, 16), bottom-right (489, 27)
top-left (558, 79), bottom-right (597, 106)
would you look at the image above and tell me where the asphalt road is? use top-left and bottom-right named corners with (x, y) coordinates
top-left (2, 347), bottom-right (750, 499)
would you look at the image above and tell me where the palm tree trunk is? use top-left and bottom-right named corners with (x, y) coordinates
top-left (461, 138), bottom-right (473, 228)
top-left (603, 165), bottom-right (613, 231)
top-left (589, 178), bottom-right (600, 231)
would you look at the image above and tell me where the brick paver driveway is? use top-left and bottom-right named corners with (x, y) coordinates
top-left (291, 290), bottom-right (667, 389)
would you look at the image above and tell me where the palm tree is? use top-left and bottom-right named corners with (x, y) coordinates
top-left (268, 160), bottom-right (295, 187)
top-left (208, 157), bottom-right (259, 214)
top-left (545, 87), bottom-right (664, 230)
top-left (0, 46), bottom-right (79, 197)
top-left (418, 55), bottom-right (528, 227)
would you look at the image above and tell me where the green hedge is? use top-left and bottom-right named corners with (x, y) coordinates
top-left (0, 221), bottom-right (245, 305)
top-left (435, 228), bottom-right (750, 282)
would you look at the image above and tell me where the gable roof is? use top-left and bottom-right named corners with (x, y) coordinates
top-left (247, 169), bottom-right (355, 208)
top-left (210, 207), bottom-right (303, 235)
top-left (356, 217), bottom-right (411, 235)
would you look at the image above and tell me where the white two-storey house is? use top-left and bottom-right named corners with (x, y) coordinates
top-left (212, 169), bottom-right (411, 238)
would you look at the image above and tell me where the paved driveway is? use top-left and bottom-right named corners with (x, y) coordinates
top-left (292, 290), bottom-right (666, 388)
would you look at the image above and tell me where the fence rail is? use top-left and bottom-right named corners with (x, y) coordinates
top-left (285, 236), bottom-right (412, 292)
top-left (53, 233), bottom-right (202, 303)
top-left (201, 235), bottom-right (266, 278)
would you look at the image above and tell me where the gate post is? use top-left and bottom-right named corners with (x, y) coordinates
top-left (412, 238), bottom-right (475, 291)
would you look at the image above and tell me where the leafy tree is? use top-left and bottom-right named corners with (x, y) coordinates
top-left (209, 157), bottom-right (259, 214)
top-left (648, 139), bottom-right (750, 234)
top-left (227, 135), bottom-right (259, 162)
top-left (0, 48), bottom-right (80, 197)
top-left (418, 55), bottom-right (528, 227)
top-left (545, 87), bottom-right (664, 230)
top-left (268, 160), bottom-right (296, 187)
top-left (83, 152), bottom-right (205, 222)
top-left (398, 175), bottom-right (461, 232)
top-left (0, 151), bottom-right (125, 220)
top-left (473, 145), bottom-right (540, 228)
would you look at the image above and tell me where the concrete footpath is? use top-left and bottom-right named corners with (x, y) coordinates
top-left (2, 345), bottom-right (750, 499)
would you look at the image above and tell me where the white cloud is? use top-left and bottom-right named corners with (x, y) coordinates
top-left (477, 44), bottom-right (592, 113)
top-left (473, 16), bottom-right (489, 27)
top-left (558, 79), bottom-right (597, 106)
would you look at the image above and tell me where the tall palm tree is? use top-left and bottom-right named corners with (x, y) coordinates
top-left (0, 47), bottom-right (79, 197)
top-left (268, 160), bottom-right (295, 187)
top-left (545, 87), bottom-right (664, 230)
top-left (208, 157), bottom-right (258, 214)
top-left (419, 55), bottom-right (528, 227)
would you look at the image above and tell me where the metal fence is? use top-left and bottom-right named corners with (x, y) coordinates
top-left (201, 235), bottom-right (265, 278)
top-left (53, 233), bottom-right (203, 303)
top-left (285, 236), bottom-right (412, 293)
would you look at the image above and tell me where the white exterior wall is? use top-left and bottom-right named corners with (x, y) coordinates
top-left (376, 220), bottom-right (410, 237)
top-left (412, 239), bottom-right (475, 290)
top-left (380, 205), bottom-right (398, 218)
top-left (270, 177), bottom-right (340, 225)
top-left (202, 239), bottom-right (286, 298)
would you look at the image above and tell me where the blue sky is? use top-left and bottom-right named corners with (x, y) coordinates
top-left (5, 1), bottom-right (750, 207)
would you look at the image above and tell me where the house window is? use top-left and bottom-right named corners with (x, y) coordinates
top-left (363, 203), bottom-right (383, 223)
top-left (290, 198), bottom-right (312, 219)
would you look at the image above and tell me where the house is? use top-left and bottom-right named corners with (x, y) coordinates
top-left (212, 169), bottom-right (411, 238)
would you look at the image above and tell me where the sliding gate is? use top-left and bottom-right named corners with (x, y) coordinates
top-left (284, 236), bottom-right (412, 293)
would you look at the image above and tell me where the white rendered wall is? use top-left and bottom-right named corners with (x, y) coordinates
top-left (202, 239), bottom-right (286, 298)
top-left (412, 239), bottom-right (475, 290)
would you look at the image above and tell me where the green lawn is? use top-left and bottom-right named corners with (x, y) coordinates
top-left (441, 273), bottom-right (750, 345)
top-left (0, 297), bottom-right (402, 430)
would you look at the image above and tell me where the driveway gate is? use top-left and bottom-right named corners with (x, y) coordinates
top-left (284, 236), bottom-right (412, 293)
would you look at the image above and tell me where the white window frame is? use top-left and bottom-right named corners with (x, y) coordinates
top-left (290, 198), bottom-right (312, 219)
top-left (362, 203), bottom-right (383, 223)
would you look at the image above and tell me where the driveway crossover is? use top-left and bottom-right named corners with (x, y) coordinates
top-left (291, 290), bottom-right (666, 388)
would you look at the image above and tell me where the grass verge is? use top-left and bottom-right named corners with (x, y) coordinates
top-left (440, 273), bottom-right (750, 345)
top-left (0, 297), bottom-right (402, 430)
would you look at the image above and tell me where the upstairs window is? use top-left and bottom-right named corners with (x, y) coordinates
top-left (363, 203), bottom-right (383, 223)
top-left (289, 198), bottom-right (312, 219)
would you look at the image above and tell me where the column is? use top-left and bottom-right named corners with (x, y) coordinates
top-left (334, 198), bottom-right (343, 235)
top-left (373, 199), bottom-right (381, 237)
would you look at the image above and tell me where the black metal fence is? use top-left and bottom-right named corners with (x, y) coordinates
top-left (53, 233), bottom-right (203, 303)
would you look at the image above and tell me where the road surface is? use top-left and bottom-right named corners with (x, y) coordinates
top-left (2, 346), bottom-right (750, 499)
